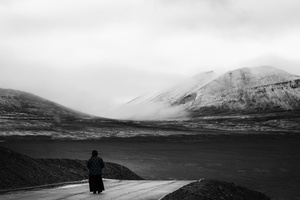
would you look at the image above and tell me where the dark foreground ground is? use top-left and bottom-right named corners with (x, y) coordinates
top-left (1, 134), bottom-right (300, 200)
top-left (162, 179), bottom-right (270, 200)
top-left (0, 147), bottom-right (270, 200)
top-left (0, 146), bottom-right (143, 191)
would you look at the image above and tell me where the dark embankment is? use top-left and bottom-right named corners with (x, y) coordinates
top-left (162, 179), bottom-right (270, 200)
top-left (0, 147), bottom-right (143, 191)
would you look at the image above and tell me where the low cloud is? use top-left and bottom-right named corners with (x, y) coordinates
top-left (104, 101), bottom-right (189, 121)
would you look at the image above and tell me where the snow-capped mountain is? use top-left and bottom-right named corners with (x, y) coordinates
top-left (128, 66), bottom-right (300, 118)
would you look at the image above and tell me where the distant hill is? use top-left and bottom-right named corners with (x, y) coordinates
top-left (0, 88), bottom-right (92, 120)
top-left (0, 147), bottom-right (143, 191)
top-left (128, 66), bottom-right (300, 118)
top-left (0, 88), bottom-right (120, 139)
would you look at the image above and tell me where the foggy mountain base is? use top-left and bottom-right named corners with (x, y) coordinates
top-left (106, 102), bottom-right (189, 120)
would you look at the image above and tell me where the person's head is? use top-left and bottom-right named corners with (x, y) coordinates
top-left (92, 150), bottom-right (98, 157)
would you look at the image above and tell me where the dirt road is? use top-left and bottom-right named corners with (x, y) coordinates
top-left (1, 179), bottom-right (194, 200)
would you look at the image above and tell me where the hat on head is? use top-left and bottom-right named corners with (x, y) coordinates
top-left (92, 150), bottom-right (98, 156)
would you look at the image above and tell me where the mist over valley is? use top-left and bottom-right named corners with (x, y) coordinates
top-left (1, 66), bottom-right (299, 140)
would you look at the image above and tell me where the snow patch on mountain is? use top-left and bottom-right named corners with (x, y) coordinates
top-left (188, 66), bottom-right (300, 112)
top-left (131, 71), bottom-right (219, 106)
top-left (202, 66), bottom-right (299, 92)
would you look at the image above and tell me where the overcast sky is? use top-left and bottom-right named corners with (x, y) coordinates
top-left (1, 0), bottom-right (300, 117)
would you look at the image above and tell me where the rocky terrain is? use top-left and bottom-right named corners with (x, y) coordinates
top-left (162, 179), bottom-right (270, 200)
top-left (1, 108), bottom-right (300, 140)
top-left (0, 146), bottom-right (143, 191)
top-left (1, 110), bottom-right (299, 140)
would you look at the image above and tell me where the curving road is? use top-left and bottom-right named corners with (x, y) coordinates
top-left (2, 179), bottom-right (194, 200)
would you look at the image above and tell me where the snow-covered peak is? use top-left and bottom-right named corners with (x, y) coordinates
top-left (204, 66), bottom-right (299, 92)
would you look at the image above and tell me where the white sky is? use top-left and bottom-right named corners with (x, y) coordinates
top-left (1, 0), bottom-right (300, 117)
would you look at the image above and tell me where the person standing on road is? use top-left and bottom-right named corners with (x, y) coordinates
top-left (87, 150), bottom-right (105, 194)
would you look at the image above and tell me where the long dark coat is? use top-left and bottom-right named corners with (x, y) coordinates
top-left (87, 156), bottom-right (105, 192)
